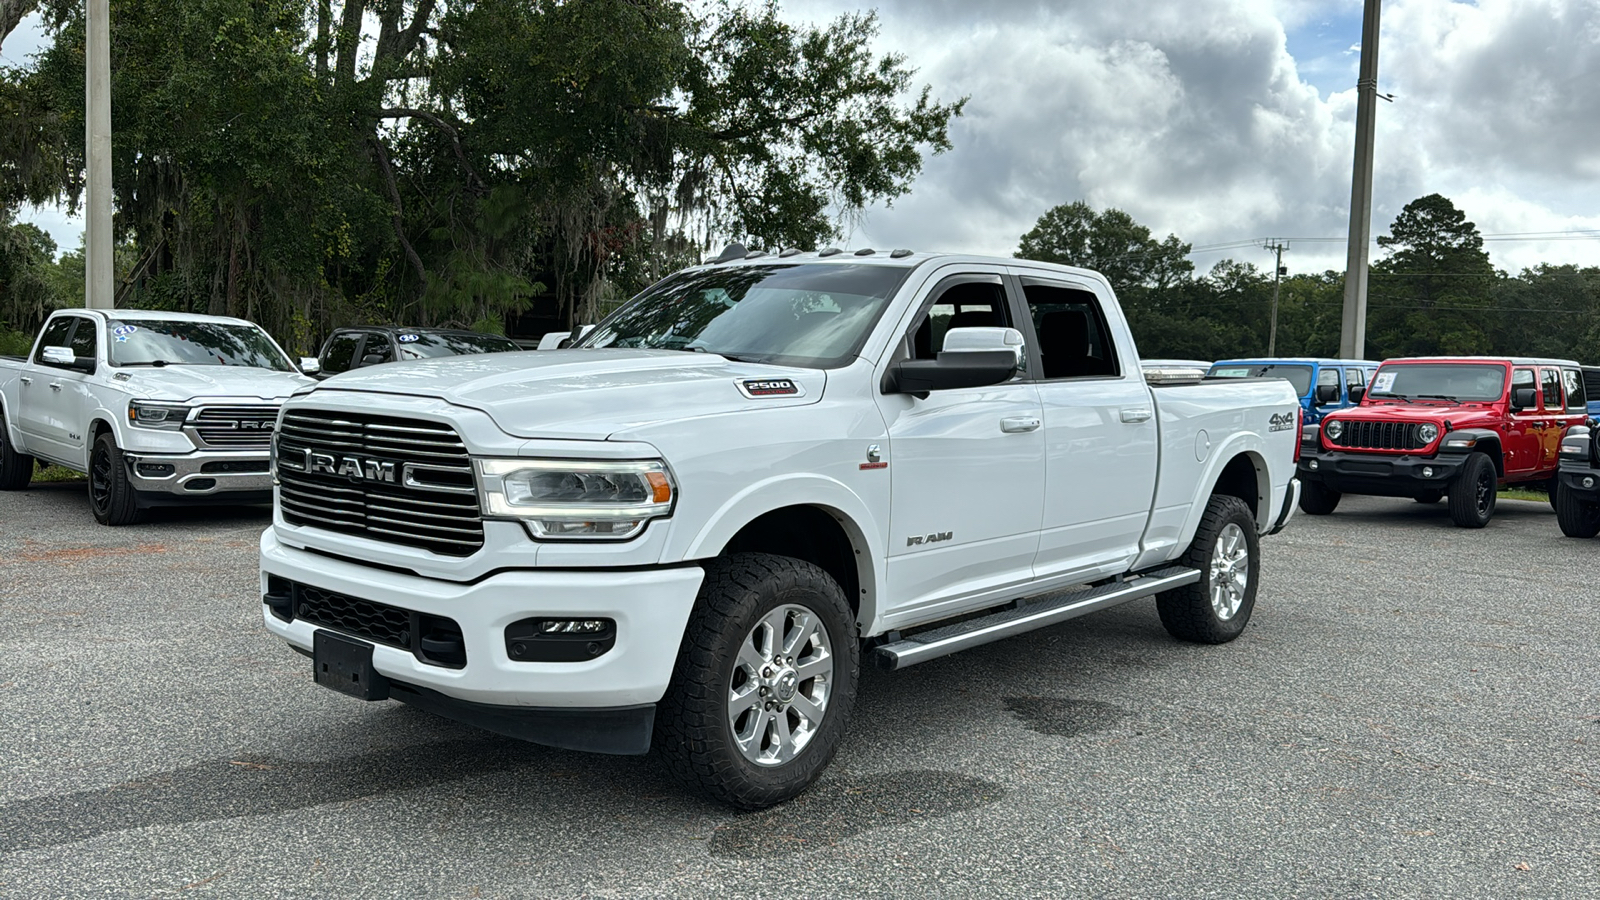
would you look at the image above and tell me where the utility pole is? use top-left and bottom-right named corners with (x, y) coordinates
top-left (85, 0), bottom-right (113, 309)
top-left (1339, 0), bottom-right (1381, 358)
top-left (1264, 240), bottom-right (1288, 355)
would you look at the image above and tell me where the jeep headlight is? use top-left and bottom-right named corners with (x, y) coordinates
top-left (1417, 423), bottom-right (1439, 444)
top-left (128, 400), bottom-right (190, 429)
top-left (1324, 419), bottom-right (1343, 441)
top-left (476, 459), bottom-right (675, 540)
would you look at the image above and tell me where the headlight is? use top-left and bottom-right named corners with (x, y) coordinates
top-left (476, 458), bottom-right (675, 540)
top-left (128, 400), bottom-right (190, 429)
top-left (1417, 423), bottom-right (1439, 444)
top-left (1324, 420), bottom-right (1343, 441)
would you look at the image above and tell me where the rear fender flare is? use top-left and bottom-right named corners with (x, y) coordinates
top-left (1177, 431), bottom-right (1275, 548)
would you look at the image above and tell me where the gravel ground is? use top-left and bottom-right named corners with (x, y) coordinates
top-left (1, 483), bottom-right (1596, 898)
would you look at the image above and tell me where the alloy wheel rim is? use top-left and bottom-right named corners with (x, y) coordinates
top-left (1476, 469), bottom-right (1492, 515)
top-left (1209, 523), bottom-right (1249, 621)
top-left (90, 446), bottom-right (112, 510)
top-left (727, 603), bottom-right (833, 766)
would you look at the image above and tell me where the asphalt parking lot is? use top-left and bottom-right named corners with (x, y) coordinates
top-left (1, 483), bottom-right (1597, 898)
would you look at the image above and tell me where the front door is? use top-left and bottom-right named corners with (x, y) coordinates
top-left (1013, 272), bottom-right (1157, 583)
top-left (19, 315), bottom-right (91, 464)
top-left (876, 268), bottom-right (1046, 624)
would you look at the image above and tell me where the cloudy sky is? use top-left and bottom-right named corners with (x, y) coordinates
top-left (8, 0), bottom-right (1600, 277)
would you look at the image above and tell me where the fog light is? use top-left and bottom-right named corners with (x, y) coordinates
top-left (136, 462), bottom-right (176, 477)
top-left (541, 619), bottom-right (607, 634)
top-left (1585, 477), bottom-right (1595, 489)
top-left (1308, 459), bottom-right (1319, 470)
top-left (1422, 466), bottom-right (1434, 478)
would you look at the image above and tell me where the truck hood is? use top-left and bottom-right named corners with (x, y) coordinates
top-left (114, 365), bottom-right (316, 402)
top-left (310, 349), bottom-right (826, 440)
top-left (1336, 403), bottom-right (1497, 425)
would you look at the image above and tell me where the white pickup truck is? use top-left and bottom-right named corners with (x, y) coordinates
top-left (259, 249), bottom-right (1302, 808)
top-left (0, 309), bottom-right (316, 524)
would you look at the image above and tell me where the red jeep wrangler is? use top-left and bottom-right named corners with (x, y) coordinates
top-left (1296, 357), bottom-right (1588, 527)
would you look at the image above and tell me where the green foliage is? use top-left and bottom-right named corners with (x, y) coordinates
top-left (1016, 201), bottom-right (1193, 297)
top-left (0, 212), bottom-right (66, 334)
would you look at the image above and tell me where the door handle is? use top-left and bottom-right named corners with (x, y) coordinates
top-left (1000, 416), bottom-right (1042, 433)
top-left (48, 382), bottom-right (63, 392)
top-left (1120, 407), bottom-right (1153, 423)
top-left (18, 376), bottom-right (31, 385)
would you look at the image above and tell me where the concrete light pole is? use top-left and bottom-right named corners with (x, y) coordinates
top-left (1264, 240), bottom-right (1288, 356)
top-left (85, 0), bottom-right (113, 309)
top-left (1339, 0), bottom-right (1381, 359)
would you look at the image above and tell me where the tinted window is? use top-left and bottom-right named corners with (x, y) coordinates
top-left (321, 333), bottom-right (361, 374)
top-left (108, 319), bottom-right (293, 371)
top-left (1207, 364), bottom-right (1314, 396)
top-left (1370, 364), bottom-right (1508, 402)
top-left (910, 278), bottom-right (1012, 361)
top-left (33, 317), bottom-right (75, 363)
top-left (1563, 368), bottom-right (1586, 412)
top-left (359, 333), bottom-right (393, 365)
top-left (68, 318), bottom-right (98, 359)
top-left (1541, 368), bottom-right (1563, 410)
top-left (396, 332), bottom-right (522, 360)
top-left (1346, 367), bottom-right (1368, 387)
top-left (1023, 283), bottom-right (1119, 378)
top-left (1317, 368), bottom-right (1339, 388)
top-left (578, 263), bottom-right (911, 369)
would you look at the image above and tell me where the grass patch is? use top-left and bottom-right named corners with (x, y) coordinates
top-left (1500, 487), bottom-right (1550, 503)
top-left (34, 464), bottom-right (86, 483)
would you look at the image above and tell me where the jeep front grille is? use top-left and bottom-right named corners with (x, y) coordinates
top-left (190, 404), bottom-right (281, 449)
top-left (1327, 420), bottom-right (1426, 451)
top-left (275, 409), bottom-right (484, 556)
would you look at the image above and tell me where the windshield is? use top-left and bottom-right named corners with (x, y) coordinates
top-left (396, 332), bottom-right (522, 360)
top-left (109, 319), bottom-right (293, 371)
top-left (1368, 363), bottom-right (1506, 402)
top-left (574, 263), bottom-right (913, 368)
top-left (1208, 364), bottom-right (1315, 397)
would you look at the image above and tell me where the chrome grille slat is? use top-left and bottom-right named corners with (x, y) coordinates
top-left (190, 403), bottom-right (280, 450)
top-left (276, 409), bottom-right (483, 555)
top-left (1330, 420), bottom-right (1424, 451)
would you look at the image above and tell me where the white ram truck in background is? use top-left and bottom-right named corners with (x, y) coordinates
top-left (0, 309), bottom-right (316, 524)
top-left (259, 250), bottom-right (1302, 809)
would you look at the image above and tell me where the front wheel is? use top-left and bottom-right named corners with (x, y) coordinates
top-left (1555, 481), bottom-right (1600, 538)
top-left (0, 409), bottom-right (34, 490)
top-left (1447, 453), bottom-right (1497, 528)
top-left (655, 553), bottom-right (859, 810)
top-left (1157, 494), bottom-right (1260, 644)
top-left (1298, 480), bottom-right (1340, 515)
top-left (89, 432), bottom-right (143, 526)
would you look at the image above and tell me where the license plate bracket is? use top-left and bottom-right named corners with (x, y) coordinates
top-left (313, 630), bottom-right (391, 701)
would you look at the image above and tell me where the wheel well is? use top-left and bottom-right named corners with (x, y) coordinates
top-left (721, 506), bottom-right (862, 614)
top-left (90, 418), bottom-right (114, 442)
top-left (1477, 440), bottom-right (1505, 476)
top-left (1212, 453), bottom-right (1263, 522)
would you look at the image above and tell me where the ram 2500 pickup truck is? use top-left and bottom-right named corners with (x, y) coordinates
top-left (260, 249), bottom-right (1302, 808)
top-left (0, 309), bottom-right (315, 524)
top-left (1298, 356), bottom-right (1587, 528)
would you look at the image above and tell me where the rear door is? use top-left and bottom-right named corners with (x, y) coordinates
top-left (1538, 367), bottom-right (1571, 470)
top-left (876, 268), bottom-right (1045, 622)
top-left (1506, 367), bottom-right (1542, 475)
top-left (1013, 271), bottom-right (1157, 583)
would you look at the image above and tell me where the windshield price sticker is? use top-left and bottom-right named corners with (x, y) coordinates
top-left (398, 333), bottom-right (420, 343)
top-left (1372, 371), bottom-right (1397, 393)
top-left (740, 378), bottom-right (801, 398)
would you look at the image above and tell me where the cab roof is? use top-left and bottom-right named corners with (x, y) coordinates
top-left (1212, 358), bottom-right (1378, 367)
top-left (1381, 356), bottom-right (1582, 368)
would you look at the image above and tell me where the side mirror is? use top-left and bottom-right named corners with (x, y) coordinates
top-left (299, 357), bottom-right (321, 375)
top-left (1512, 387), bottom-right (1539, 410)
top-left (41, 346), bottom-right (95, 373)
top-left (884, 327), bottom-right (1025, 396)
top-left (1314, 383), bottom-right (1341, 405)
top-left (1348, 385), bottom-right (1365, 404)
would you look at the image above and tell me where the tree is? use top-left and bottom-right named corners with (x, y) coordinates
top-left (1016, 201), bottom-right (1193, 296)
top-left (0, 212), bottom-right (65, 335)
top-left (1366, 193), bottom-right (1496, 358)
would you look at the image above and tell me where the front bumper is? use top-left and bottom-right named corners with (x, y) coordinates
top-left (1297, 448), bottom-right (1465, 497)
top-left (1558, 461), bottom-right (1600, 503)
top-left (125, 447), bottom-right (273, 497)
top-left (259, 529), bottom-right (704, 748)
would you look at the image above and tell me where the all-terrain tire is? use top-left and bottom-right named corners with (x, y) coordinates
top-left (1415, 490), bottom-right (1444, 504)
top-left (1447, 453), bottom-right (1497, 529)
top-left (655, 553), bottom-right (859, 810)
top-left (1298, 480), bottom-right (1340, 515)
top-left (1156, 494), bottom-right (1260, 644)
top-left (0, 408), bottom-right (34, 490)
top-left (1555, 481), bottom-right (1600, 538)
top-left (89, 432), bottom-right (143, 526)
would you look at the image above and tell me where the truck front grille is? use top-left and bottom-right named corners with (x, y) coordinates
top-left (190, 404), bottom-right (281, 449)
top-left (270, 577), bottom-right (467, 669)
top-left (275, 409), bottom-right (484, 556)
top-left (1328, 420), bottom-right (1426, 451)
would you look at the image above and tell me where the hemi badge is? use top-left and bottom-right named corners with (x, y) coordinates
top-left (738, 378), bottom-right (804, 399)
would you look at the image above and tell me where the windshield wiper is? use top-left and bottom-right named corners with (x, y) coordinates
top-left (119, 360), bottom-right (175, 367)
top-left (683, 346), bottom-right (764, 364)
top-left (1412, 393), bottom-right (1459, 402)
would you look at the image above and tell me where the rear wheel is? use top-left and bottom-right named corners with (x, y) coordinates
top-left (1555, 481), bottom-right (1600, 538)
top-left (1447, 453), bottom-right (1496, 528)
top-left (1157, 494), bottom-right (1259, 644)
top-left (655, 553), bottom-right (859, 810)
top-left (0, 408), bottom-right (34, 490)
top-left (89, 432), bottom-right (143, 526)
top-left (1298, 480), bottom-right (1340, 515)
top-left (1415, 490), bottom-right (1444, 504)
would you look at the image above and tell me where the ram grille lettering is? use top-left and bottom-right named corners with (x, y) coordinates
top-left (906, 531), bottom-right (954, 547)
top-left (304, 450), bottom-right (397, 483)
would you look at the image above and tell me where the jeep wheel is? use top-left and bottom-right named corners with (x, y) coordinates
top-left (89, 432), bottom-right (143, 526)
top-left (1555, 481), bottom-right (1600, 538)
top-left (1298, 480), bottom-right (1340, 515)
top-left (1415, 490), bottom-right (1443, 504)
top-left (655, 553), bottom-right (859, 810)
top-left (1447, 453), bottom-right (1496, 528)
top-left (1157, 494), bottom-right (1259, 644)
top-left (0, 408), bottom-right (34, 490)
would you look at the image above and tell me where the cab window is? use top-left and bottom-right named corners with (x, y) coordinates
top-left (33, 317), bottom-right (76, 363)
top-left (1511, 368), bottom-right (1536, 407)
top-left (1562, 368), bottom-right (1587, 413)
top-left (1540, 368), bottom-right (1563, 410)
top-left (1346, 367), bottom-right (1368, 388)
top-left (1317, 367), bottom-right (1340, 400)
top-left (68, 318), bottom-right (98, 360)
top-left (320, 333), bottom-right (361, 374)
top-left (359, 333), bottom-right (394, 366)
top-left (908, 278), bottom-right (1012, 361)
top-left (1022, 283), bottom-right (1119, 379)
